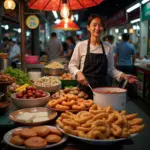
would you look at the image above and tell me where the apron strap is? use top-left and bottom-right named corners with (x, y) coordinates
top-left (87, 39), bottom-right (106, 54)
top-left (100, 40), bottom-right (106, 54)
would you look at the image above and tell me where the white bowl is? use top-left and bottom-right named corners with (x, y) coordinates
top-left (11, 92), bottom-right (50, 109)
top-left (35, 84), bottom-right (61, 93)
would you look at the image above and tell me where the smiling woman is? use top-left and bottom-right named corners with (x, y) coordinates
top-left (68, 14), bottom-right (138, 99)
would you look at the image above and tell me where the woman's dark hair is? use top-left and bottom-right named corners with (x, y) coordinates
top-left (66, 36), bottom-right (76, 46)
top-left (87, 14), bottom-right (106, 32)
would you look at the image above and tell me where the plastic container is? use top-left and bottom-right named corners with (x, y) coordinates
top-left (61, 80), bottom-right (78, 89)
top-left (28, 71), bottom-right (41, 82)
top-left (25, 55), bottom-right (39, 64)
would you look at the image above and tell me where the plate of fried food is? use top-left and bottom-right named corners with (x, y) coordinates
top-left (56, 105), bottom-right (145, 145)
top-left (9, 107), bottom-right (57, 125)
top-left (3, 126), bottom-right (67, 149)
top-left (48, 94), bottom-right (93, 112)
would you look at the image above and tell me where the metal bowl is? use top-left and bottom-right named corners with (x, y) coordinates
top-left (43, 67), bottom-right (65, 76)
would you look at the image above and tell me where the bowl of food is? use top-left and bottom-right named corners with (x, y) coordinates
top-left (11, 86), bottom-right (50, 108)
top-left (43, 61), bottom-right (65, 76)
top-left (35, 76), bottom-right (61, 92)
top-left (93, 87), bottom-right (127, 111)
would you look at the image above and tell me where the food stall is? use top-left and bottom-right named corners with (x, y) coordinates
top-left (0, 60), bottom-right (145, 150)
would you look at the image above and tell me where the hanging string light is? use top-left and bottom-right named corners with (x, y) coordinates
top-left (4, 0), bottom-right (16, 10)
top-left (60, 0), bottom-right (70, 19)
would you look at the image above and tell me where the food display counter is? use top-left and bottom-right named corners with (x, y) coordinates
top-left (135, 65), bottom-right (150, 104)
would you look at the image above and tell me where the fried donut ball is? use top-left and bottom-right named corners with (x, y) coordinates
top-left (10, 135), bottom-right (25, 146)
top-left (31, 126), bottom-right (50, 137)
top-left (49, 128), bottom-right (62, 136)
top-left (45, 134), bottom-right (62, 143)
top-left (12, 129), bottom-right (22, 136)
top-left (20, 128), bottom-right (37, 138)
top-left (24, 137), bottom-right (47, 148)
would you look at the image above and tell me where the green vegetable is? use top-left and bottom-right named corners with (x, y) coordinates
top-left (4, 67), bottom-right (31, 85)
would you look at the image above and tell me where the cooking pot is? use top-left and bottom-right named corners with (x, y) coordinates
top-left (0, 58), bottom-right (10, 71)
top-left (93, 87), bottom-right (127, 111)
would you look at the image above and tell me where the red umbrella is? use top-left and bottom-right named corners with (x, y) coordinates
top-left (53, 18), bottom-right (80, 31)
top-left (28, 0), bottom-right (103, 11)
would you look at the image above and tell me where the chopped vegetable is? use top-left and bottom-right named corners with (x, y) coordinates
top-left (4, 67), bottom-right (31, 85)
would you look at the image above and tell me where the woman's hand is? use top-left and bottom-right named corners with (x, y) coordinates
top-left (120, 73), bottom-right (138, 83)
top-left (76, 71), bottom-right (88, 86)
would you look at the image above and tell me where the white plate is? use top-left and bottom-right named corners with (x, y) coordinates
top-left (3, 126), bottom-right (68, 149)
top-left (57, 125), bottom-right (138, 145)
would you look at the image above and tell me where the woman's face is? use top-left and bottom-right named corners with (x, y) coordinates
top-left (87, 17), bottom-right (104, 38)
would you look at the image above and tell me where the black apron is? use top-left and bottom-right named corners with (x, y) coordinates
top-left (78, 40), bottom-right (108, 99)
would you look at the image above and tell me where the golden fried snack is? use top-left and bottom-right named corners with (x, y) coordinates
top-left (129, 124), bottom-right (145, 134)
top-left (20, 128), bottom-right (37, 138)
top-left (87, 130), bottom-right (105, 140)
top-left (62, 119), bottom-right (80, 127)
top-left (55, 104), bottom-right (70, 111)
top-left (128, 118), bottom-right (143, 126)
top-left (31, 126), bottom-right (50, 137)
top-left (10, 135), bottom-right (25, 146)
top-left (62, 99), bottom-right (75, 106)
top-left (45, 134), bottom-right (62, 143)
top-left (48, 100), bottom-right (59, 107)
top-left (78, 131), bottom-right (87, 138)
top-left (24, 137), bottom-right (47, 148)
top-left (49, 128), bottom-right (62, 136)
top-left (76, 127), bottom-right (91, 132)
top-left (56, 119), bottom-right (64, 129)
top-left (89, 104), bottom-right (103, 114)
top-left (72, 103), bottom-right (86, 110)
top-left (111, 123), bottom-right (122, 137)
top-left (56, 104), bottom-right (145, 140)
top-left (12, 129), bottom-right (22, 137)
top-left (125, 113), bottom-right (138, 120)
top-left (63, 126), bottom-right (78, 136)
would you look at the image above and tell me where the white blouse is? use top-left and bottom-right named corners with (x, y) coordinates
top-left (68, 40), bottom-right (123, 81)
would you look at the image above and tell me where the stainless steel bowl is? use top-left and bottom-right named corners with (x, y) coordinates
top-left (43, 67), bottom-right (65, 76)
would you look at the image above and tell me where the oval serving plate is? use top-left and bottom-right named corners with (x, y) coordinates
top-left (9, 107), bottom-right (57, 126)
top-left (56, 125), bottom-right (138, 145)
top-left (3, 126), bottom-right (68, 150)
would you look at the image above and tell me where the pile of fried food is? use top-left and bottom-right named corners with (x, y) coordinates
top-left (59, 73), bottom-right (74, 80)
top-left (56, 104), bottom-right (145, 140)
top-left (10, 126), bottom-right (63, 148)
top-left (48, 94), bottom-right (93, 111)
top-left (51, 87), bottom-right (88, 99)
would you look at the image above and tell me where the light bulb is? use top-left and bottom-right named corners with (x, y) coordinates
top-left (60, 4), bottom-right (70, 19)
top-left (4, 0), bottom-right (16, 10)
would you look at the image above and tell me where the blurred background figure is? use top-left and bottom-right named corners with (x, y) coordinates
top-left (47, 32), bottom-right (63, 61)
top-left (105, 35), bottom-right (115, 50)
top-left (0, 37), bottom-right (9, 53)
top-left (8, 39), bottom-right (21, 68)
top-left (114, 33), bottom-right (136, 74)
top-left (74, 35), bottom-right (81, 44)
top-left (40, 41), bottom-right (45, 56)
top-left (65, 36), bottom-right (76, 60)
